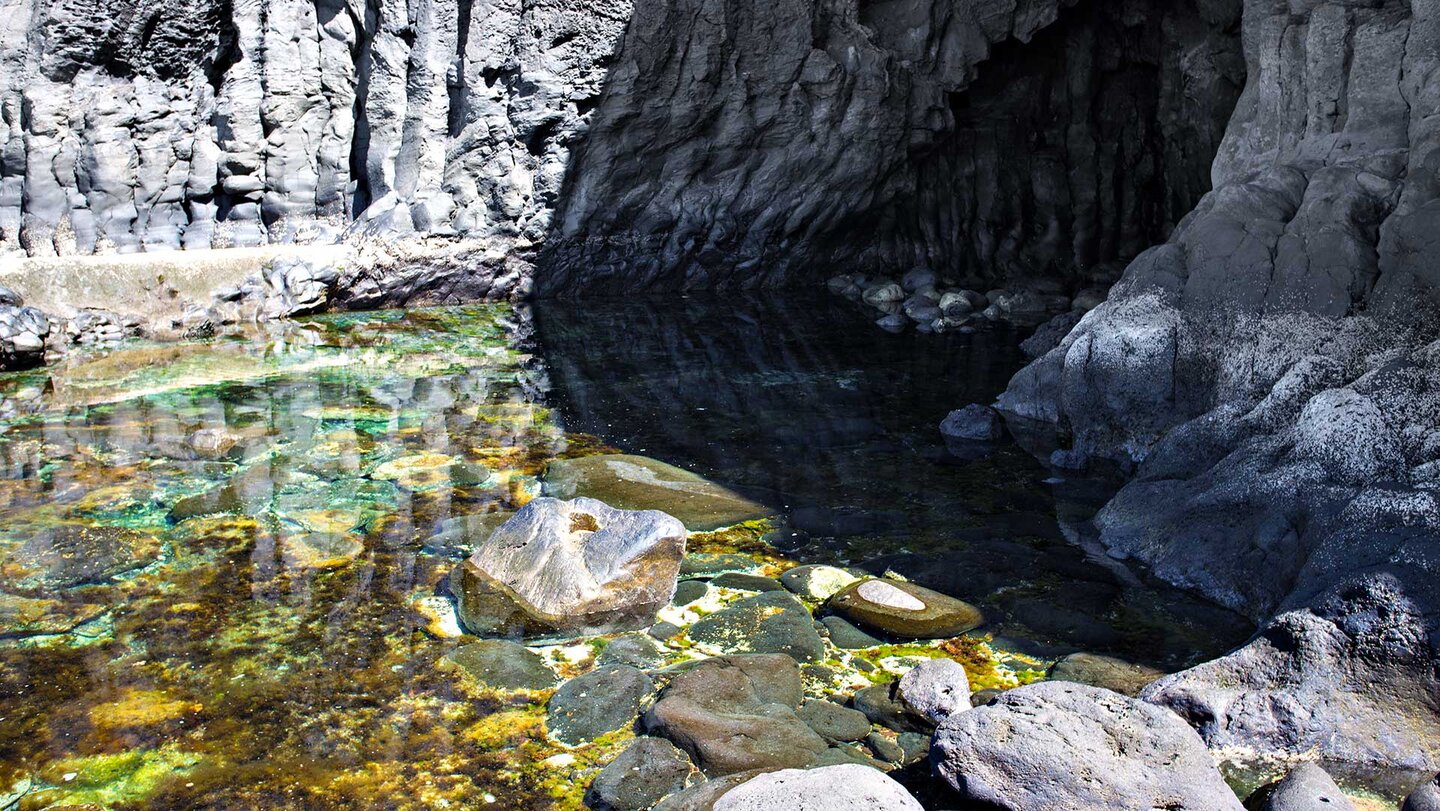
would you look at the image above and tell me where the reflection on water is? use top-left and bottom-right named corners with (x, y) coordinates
top-left (536, 295), bottom-right (1251, 667)
top-left (0, 296), bottom-right (1251, 809)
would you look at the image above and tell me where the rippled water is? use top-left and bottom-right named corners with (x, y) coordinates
top-left (0, 296), bottom-right (1251, 809)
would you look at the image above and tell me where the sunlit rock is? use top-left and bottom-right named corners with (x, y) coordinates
top-left (828, 579), bottom-right (984, 639)
top-left (543, 454), bottom-right (772, 531)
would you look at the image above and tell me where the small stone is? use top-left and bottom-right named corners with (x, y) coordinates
top-left (940, 404), bottom-right (1005, 441)
top-left (781, 565), bottom-right (861, 601)
top-left (710, 572), bottom-right (785, 592)
top-left (901, 268), bottom-right (936, 292)
top-left (866, 731), bottom-right (905, 763)
top-left (681, 553), bottom-right (759, 577)
top-left (829, 579), bottom-right (984, 639)
top-left (851, 683), bottom-right (927, 733)
top-left (796, 700), bottom-right (873, 743)
top-left (649, 622), bottom-right (683, 641)
top-left (672, 580), bottom-right (709, 605)
top-left (588, 737), bottom-right (701, 811)
top-left (819, 616), bottom-right (882, 649)
top-left (862, 283), bottom-right (905, 306)
top-left (1247, 763), bottom-right (1356, 811)
top-left (281, 532), bottom-right (364, 570)
top-left (897, 731), bottom-right (930, 765)
top-left (1403, 773), bottom-right (1440, 811)
top-left (598, 633), bottom-right (668, 669)
top-left (875, 314), bottom-right (909, 332)
top-left (547, 665), bottom-right (656, 745)
top-left (370, 452), bottom-right (493, 490)
top-left (688, 591), bottom-right (826, 662)
top-left (898, 658), bottom-right (971, 724)
top-left (443, 639), bottom-right (557, 692)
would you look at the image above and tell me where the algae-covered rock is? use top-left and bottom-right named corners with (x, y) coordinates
top-left (0, 592), bottom-right (106, 638)
top-left (369, 452), bottom-right (494, 490)
top-left (546, 665), bottom-right (655, 745)
top-left (543, 454), bottom-right (772, 531)
top-left (688, 591), bottom-right (825, 662)
top-left (3, 524), bottom-right (162, 590)
top-left (443, 640), bottom-right (557, 692)
top-left (455, 497), bottom-right (686, 637)
top-left (596, 633), bottom-right (669, 670)
top-left (280, 532), bottom-right (365, 570)
top-left (828, 579), bottom-right (984, 639)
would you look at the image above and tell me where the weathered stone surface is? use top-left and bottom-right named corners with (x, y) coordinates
top-left (1404, 774), bottom-right (1440, 811)
top-left (442, 639), bottom-right (557, 692)
top-left (1246, 763), bottom-right (1355, 811)
top-left (597, 633), bottom-right (667, 670)
top-left (932, 682), bottom-right (1243, 811)
top-left (1143, 576), bottom-right (1440, 775)
top-left (828, 579), bottom-right (983, 639)
top-left (688, 591), bottom-right (825, 662)
top-left (795, 701), bottom-right (872, 744)
top-left (643, 655), bottom-right (826, 776)
top-left (547, 665), bottom-right (655, 745)
top-left (939, 405), bottom-right (1005, 442)
top-left (0, 592), bottom-right (106, 638)
top-left (896, 658), bottom-right (970, 725)
top-left (3, 524), bottom-right (162, 590)
top-left (780, 565), bottom-right (860, 601)
top-left (588, 737), bottom-right (701, 811)
top-left (709, 764), bottom-right (923, 811)
top-left (455, 497), bottom-right (686, 638)
top-left (543, 454), bottom-right (771, 531)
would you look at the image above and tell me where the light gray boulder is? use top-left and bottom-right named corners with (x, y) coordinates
top-left (455, 497), bottom-right (686, 637)
top-left (710, 764), bottom-right (923, 811)
top-left (896, 658), bottom-right (970, 725)
top-left (1247, 763), bottom-right (1354, 811)
top-left (932, 681), bottom-right (1242, 811)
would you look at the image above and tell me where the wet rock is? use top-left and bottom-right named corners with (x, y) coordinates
top-left (1245, 763), bottom-right (1354, 811)
top-left (1020, 311), bottom-right (1083, 359)
top-left (423, 512), bottom-right (512, 559)
top-left (455, 497), bottom-right (686, 637)
top-left (796, 700), bottom-right (871, 744)
top-left (4, 525), bottom-right (162, 590)
top-left (709, 573), bottom-right (785, 593)
top-left (781, 565), bottom-right (861, 601)
top-left (688, 591), bottom-right (825, 662)
top-left (818, 617), bottom-right (881, 650)
top-left (861, 283), bottom-right (905, 307)
top-left (672, 580), bottom-right (708, 606)
top-left (588, 736), bottom-right (701, 811)
top-left (896, 658), bottom-right (970, 725)
top-left (1404, 774), bottom-right (1440, 811)
top-left (708, 764), bottom-right (923, 811)
top-left (597, 633), bottom-right (668, 670)
top-left (900, 269), bottom-right (935, 292)
top-left (369, 452), bottom-right (493, 490)
top-left (1047, 652), bottom-right (1165, 697)
top-left (543, 454), bottom-right (771, 531)
top-left (681, 554), bottom-right (760, 577)
top-left (0, 305), bottom-right (50, 371)
top-left (932, 682), bottom-right (1243, 810)
top-left (939, 404), bottom-right (1005, 442)
top-left (443, 639), bottom-right (557, 692)
top-left (280, 532), bottom-right (364, 570)
top-left (547, 665), bottom-right (656, 745)
top-left (0, 592), bottom-right (106, 638)
top-left (828, 579), bottom-right (983, 639)
top-left (643, 655), bottom-right (825, 775)
top-left (851, 683), bottom-right (927, 734)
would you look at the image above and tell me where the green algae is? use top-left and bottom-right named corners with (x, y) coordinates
top-left (26, 745), bottom-right (203, 808)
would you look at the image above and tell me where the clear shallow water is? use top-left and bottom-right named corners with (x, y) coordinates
top-left (0, 296), bottom-right (1252, 809)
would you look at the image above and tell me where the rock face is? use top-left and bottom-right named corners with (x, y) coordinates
top-left (932, 682), bottom-right (1243, 811)
top-left (454, 496), bottom-right (686, 638)
top-left (992, 0), bottom-right (1440, 775)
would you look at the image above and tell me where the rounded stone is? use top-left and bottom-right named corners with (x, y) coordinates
top-left (547, 665), bottom-right (656, 745)
top-left (781, 565), bottom-right (861, 601)
top-left (796, 700), bottom-right (873, 743)
top-left (588, 737), bottom-right (700, 811)
top-left (688, 591), bottom-right (826, 662)
top-left (897, 658), bottom-right (971, 724)
top-left (442, 639), bottom-right (557, 692)
top-left (1247, 763), bottom-right (1355, 811)
top-left (828, 579), bottom-right (984, 639)
top-left (710, 764), bottom-right (924, 811)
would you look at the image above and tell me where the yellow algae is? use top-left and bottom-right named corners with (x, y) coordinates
top-left (88, 689), bottom-right (203, 735)
top-left (28, 746), bottom-right (202, 809)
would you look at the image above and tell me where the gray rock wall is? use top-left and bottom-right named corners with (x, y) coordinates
top-left (0, 0), bottom-right (630, 256)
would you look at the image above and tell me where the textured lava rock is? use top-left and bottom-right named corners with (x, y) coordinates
top-left (547, 665), bottom-right (655, 745)
top-left (455, 496), bottom-right (686, 637)
top-left (932, 681), bottom-right (1243, 811)
top-left (587, 737), bottom-right (701, 811)
top-left (1404, 774), bottom-right (1440, 811)
top-left (896, 658), bottom-right (970, 725)
top-left (1246, 763), bottom-right (1355, 811)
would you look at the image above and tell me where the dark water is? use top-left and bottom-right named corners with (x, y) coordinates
top-left (0, 295), bottom-right (1253, 810)
top-left (535, 294), bottom-right (1252, 669)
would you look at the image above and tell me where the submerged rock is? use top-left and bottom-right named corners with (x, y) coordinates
top-left (708, 764), bottom-right (923, 811)
top-left (1047, 652), bottom-right (1164, 697)
top-left (940, 404), bottom-right (1005, 442)
top-left (644, 654), bottom-right (826, 775)
top-left (547, 665), bottom-right (655, 745)
top-left (828, 579), bottom-right (983, 639)
top-left (443, 640), bottom-right (557, 692)
top-left (4, 524), bottom-right (162, 590)
top-left (588, 737), bottom-right (701, 811)
top-left (1246, 763), bottom-right (1355, 811)
top-left (932, 682), bottom-right (1242, 810)
top-left (688, 591), bottom-right (825, 661)
top-left (280, 532), bottom-right (364, 570)
top-left (597, 633), bottom-right (668, 670)
top-left (543, 454), bottom-right (771, 531)
top-left (369, 452), bottom-right (493, 490)
top-left (0, 592), bottom-right (106, 638)
top-left (455, 497), bottom-right (686, 637)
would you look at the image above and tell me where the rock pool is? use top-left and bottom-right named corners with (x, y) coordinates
top-left (0, 296), bottom-right (1253, 809)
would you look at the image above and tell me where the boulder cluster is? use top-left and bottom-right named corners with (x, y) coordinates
top-left (826, 268), bottom-right (1102, 336)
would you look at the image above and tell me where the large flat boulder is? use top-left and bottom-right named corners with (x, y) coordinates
top-left (932, 681), bottom-right (1242, 811)
top-left (543, 454), bottom-right (771, 531)
top-left (455, 497), bottom-right (686, 637)
top-left (827, 579), bottom-right (983, 639)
